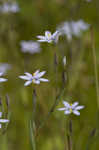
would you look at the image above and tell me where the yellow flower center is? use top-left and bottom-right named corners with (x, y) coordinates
top-left (47, 33), bottom-right (51, 38)
top-left (69, 108), bottom-right (72, 113)
top-left (69, 103), bottom-right (73, 113)
top-left (33, 72), bottom-right (36, 76)
top-left (32, 73), bottom-right (36, 83)
top-left (32, 79), bottom-right (35, 82)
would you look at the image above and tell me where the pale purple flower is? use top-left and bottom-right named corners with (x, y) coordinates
top-left (0, 72), bottom-right (7, 83)
top-left (57, 20), bottom-right (90, 41)
top-left (19, 70), bottom-right (49, 86)
top-left (58, 101), bottom-right (84, 116)
top-left (0, 63), bottom-right (11, 74)
top-left (20, 40), bottom-right (41, 54)
top-left (0, 2), bottom-right (19, 13)
top-left (37, 30), bottom-right (60, 43)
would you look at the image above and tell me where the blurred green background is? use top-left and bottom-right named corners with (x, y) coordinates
top-left (0, 0), bottom-right (99, 150)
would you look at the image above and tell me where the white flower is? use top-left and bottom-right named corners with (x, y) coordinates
top-left (57, 20), bottom-right (90, 41)
top-left (20, 40), bottom-right (41, 54)
top-left (0, 63), bottom-right (11, 74)
top-left (0, 72), bottom-right (7, 83)
top-left (0, 2), bottom-right (19, 13)
top-left (37, 30), bottom-right (60, 43)
top-left (0, 112), bottom-right (9, 128)
top-left (9, 2), bottom-right (19, 13)
top-left (19, 70), bottom-right (49, 86)
top-left (63, 56), bottom-right (66, 66)
top-left (58, 101), bottom-right (84, 116)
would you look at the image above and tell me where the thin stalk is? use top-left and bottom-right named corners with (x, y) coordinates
top-left (90, 27), bottom-right (99, 108)
top-left (29, 88), bottom-right (37, 150)
top-left (36, 87), bottom-right (66, 137)
top-left (67, 134), bottom-right (72, 150)
top-left (66, 119), bottom-right (72, 150)
top-left (54, 46), bottom-right (58, 95)
top-left (29, 120), bottom-right (36, 150)
top-left (32, 88), bottom-right (37, 118)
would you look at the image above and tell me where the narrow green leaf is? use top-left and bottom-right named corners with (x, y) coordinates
top-left (29, 120), bottom-right (36, 150)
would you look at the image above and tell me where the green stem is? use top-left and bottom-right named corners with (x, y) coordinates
top-left (36, 87), bottom-right (66, 137)
top-left (29, 120), bottom-right (36, 150)
top-left (32, 88), bottom-right (37, 118)
top-left (29, 88), bottom-right (37, 150)
top-left (66, 118), bottom-right (72, 150)
top-left (91, 27), bottom-right (99, 108)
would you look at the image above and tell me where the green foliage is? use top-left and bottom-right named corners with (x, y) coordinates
top-left (0, 0), bottom-right (99, 150)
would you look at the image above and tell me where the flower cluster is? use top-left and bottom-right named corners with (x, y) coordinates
top-left (57, 20), bottom-right (89, 41)
top-left (0, 21), bottom-right (87, 132)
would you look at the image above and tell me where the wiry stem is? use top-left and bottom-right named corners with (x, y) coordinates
top-left (90, 27), bottom-right (99, 108)
top-left (29, 120), bottom-right (36, 150)
top-left (29, 88), bottom-right (37, 150)
top-left (66, 119), bottom-right (72, 150)
top-left (36, 87), bottom-right (66, 137)
top-left (33, 88), bottom-right (37, 116)
top-left (67, 134), bottom-right (72, 150)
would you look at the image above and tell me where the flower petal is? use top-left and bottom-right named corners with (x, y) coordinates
top-left (72, 102), bottom-right (79, 109)
top-left (45, 31), bottom-right (51, 38)
top-left (39, 78), bottom-right (49, 82)
top-left (0, 124), bottom-right (1, 128)
top-left (19, 75), bottom-right (30, 80)
top-left (24, 81), bottom-right (32, 86)
top-left (37, 35), bottom-right (46, 40)
top-left (24, 72), bottom-right (32, 78)
top-left (0, 78), bottom-right (7, 82)
top-left (75, 105), bottom-right (84, 110)
top-left (64, 110), bottom-right (71, 115)
top-left (33, 79), bottom-right (40, 84)
top-left (73, 110), bottom-right (80, 116)
top-left (34, 70), bottom-right (40, 75)
top-left (52, 31), bottom-right (60, 43)
top-left (0, 72), bottom-right (4, 76)
top-left (35, 71), bottom-right (46, 78)
top-left (58, 107), bottom-right (66, 111)
top-left (0, 119), bottom-right (9, 123)
top-left (63, 101), bottom-right (70, 108)
top-left (37, 39), bottom-right (47, 42)
top-left (52, 30), bottom-right (59, 38)
top-left (47, 40), bottom-right (53, 43)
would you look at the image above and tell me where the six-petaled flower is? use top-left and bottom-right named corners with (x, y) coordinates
top-left (58, 101), bottom-right (84, 116)
top-left (19, 70), bottom-right (49, 86)
top-left (37, 30), bottom-right (60, 43)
